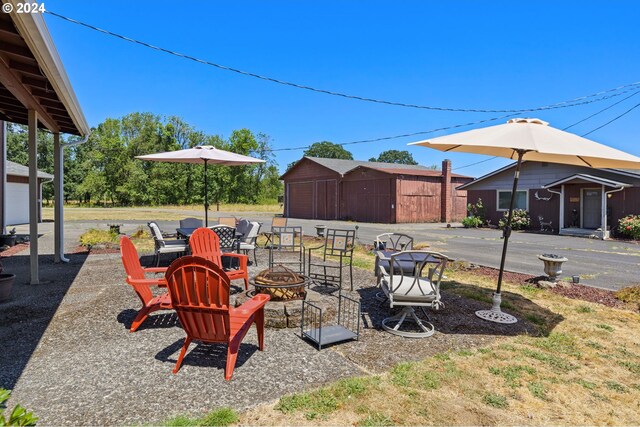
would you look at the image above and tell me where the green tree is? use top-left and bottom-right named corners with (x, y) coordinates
top-left (369, 149), bottom-right (418, 165)
top-left (303, 141), bottom-right (353, 160)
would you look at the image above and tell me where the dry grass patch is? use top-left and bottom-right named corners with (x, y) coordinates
top-left (240, 266), bottom-right (640, 426)
top-left (43, 204), bottom-right (281, 221)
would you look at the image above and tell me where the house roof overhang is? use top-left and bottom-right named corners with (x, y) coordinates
top-left (0, 3), bottom-right (89, 136)
top-left (542, 174), bottom-right (632, 189)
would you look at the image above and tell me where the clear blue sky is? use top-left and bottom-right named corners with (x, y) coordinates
top-left (43, 0), bottom-right (640, 177)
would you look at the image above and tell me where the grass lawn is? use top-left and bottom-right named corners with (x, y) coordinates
top-left (236, 256), bottom-right (640, 426)
top-left (42, 204), bottom-right (282, 221)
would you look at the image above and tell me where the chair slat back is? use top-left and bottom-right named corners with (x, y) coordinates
top-left (324, 229), bottom-right (355, 259)
top-left (190, 227), bottom-right (224, 266)
top-left (210, 225), bottom-right (237, 250)
top-left (147, 222), bottom-right (165, 246)
top-left (218, 217), bottom-right (236, 227)
top-left (272, 226), bottom-right (302, 250)
top-left (388, 251), bottom-right (448, 296)
top-left (165, 256), bottom-right (231, 342)
top-left (120, 236), bottom-right (153, 304)
top-left (375, 233), bottom-right (414, 251)
top-left (271, 217), bottom-right (287, 228)
top-left (180, 217), bottom-right (203, 229)
top-left (244, 221), bottom-right (261, 242)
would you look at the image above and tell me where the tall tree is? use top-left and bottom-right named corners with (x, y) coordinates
top-left (303, 141), bottom-right (353, 160)
top-left (369, 149), bottom-right (418, 165)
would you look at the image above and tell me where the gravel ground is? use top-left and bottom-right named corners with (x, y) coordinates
top-left (2, 245), bottom-right (544, 425)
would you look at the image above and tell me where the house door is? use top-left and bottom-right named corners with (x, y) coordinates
top-left (582, 189), bottom-right (601, 229)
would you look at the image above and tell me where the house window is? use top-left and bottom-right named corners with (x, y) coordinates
top-left (497, 190), bottom-right (528, 211)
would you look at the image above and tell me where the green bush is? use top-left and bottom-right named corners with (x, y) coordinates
top-left (466, 199), bottom-right (486, 224)
top-left (462, 216), bottom-right (483, 228)
top-left (498, 209), bottom-right (530, 230)
top-left (617, 215), bottom-right (640, 239)
top-left (0, 389), bottom-right (38, 426)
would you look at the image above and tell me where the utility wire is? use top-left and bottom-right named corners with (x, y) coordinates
top-left (581, 101), bottom-right (640, 137)
top-left (268, 113), bottom-right (521, 152)
top-left (452, 156), bottom-right (499, 171)
top-left (563, 90), bottom-right (640, 130)
top-left (46, 10), bottom-right (640, 114)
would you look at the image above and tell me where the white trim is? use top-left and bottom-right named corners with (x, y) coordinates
top-left (6, 3), bottom-right (89, 136)
top-left (496, 189), bottom-right (528, 211)
top-left (543, 173), bottom-right (631, 189)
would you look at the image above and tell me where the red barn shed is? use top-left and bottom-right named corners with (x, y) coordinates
top-left (281, 157), bottom-right (473, 223)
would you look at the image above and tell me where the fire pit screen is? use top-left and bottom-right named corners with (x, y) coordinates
top-left (252, 265), bottom-right (308, 301)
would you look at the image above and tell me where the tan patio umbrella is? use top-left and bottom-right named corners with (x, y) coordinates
top-left (136, 145), bottom-right (264, 226)
top-left (410, 118), bottom-right (640, 324)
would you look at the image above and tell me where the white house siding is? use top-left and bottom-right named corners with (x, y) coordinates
top-left (6, 181), bottom-right (29, 225)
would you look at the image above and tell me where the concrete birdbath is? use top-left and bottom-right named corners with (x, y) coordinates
top-left (537, 253), bottom-right (568, 283)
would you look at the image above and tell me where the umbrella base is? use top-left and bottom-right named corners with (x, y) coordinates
top-left (475, 292), bottom-right (517, 324)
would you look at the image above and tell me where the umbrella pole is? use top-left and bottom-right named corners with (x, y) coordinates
top-left (476, 149), bottom-right (524, 324)
top-left (204, 159), bottom-right (209, 227)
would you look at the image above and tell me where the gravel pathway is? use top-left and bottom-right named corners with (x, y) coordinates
top-left (1, 244), bottom-right (541, 425)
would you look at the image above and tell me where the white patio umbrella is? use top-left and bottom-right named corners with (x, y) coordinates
top-left (410, 118), bottom-right (640, 324)
top-left (136, 145), bottom-right (265, 226)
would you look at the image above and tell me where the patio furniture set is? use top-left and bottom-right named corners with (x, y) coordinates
top-left (120, 222), bottom-right (451, 379)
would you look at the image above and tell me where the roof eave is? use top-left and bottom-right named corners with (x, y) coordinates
top-left (8, 4), bottom-right (89, 136)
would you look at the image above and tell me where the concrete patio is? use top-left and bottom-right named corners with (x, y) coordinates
top-left (0, 220), bottom-right (553, 425)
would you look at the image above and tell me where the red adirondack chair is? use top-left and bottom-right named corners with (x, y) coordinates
top-left (120, 236), bottom-right (172, 332)
top-left (165, 256), bottom-right (270, 380)
top-left (189, 227), bottom-right (250, 289)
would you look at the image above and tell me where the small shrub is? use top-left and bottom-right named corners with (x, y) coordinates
top-left (576, 305), bottom-right (594, 313)
top-left (0, 389), bottom-right (38, 426)
top-left (615, 285), bottom-right (640, 304)
top-left (617, 214), bottom-right (640, 239)
top-left (467, 198), bottom-right (486, 223)
top-left (482, 393), bottom-right (508, 408)
top-left (498, 209), bottom-right (530, 230)
top-left (595, 323), bottom-right (614, 332)
top-left (462, 216), bottom-right (484, 228)
top-left (79, 228), bottom-right (119, 247)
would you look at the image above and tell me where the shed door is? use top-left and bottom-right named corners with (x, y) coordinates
top-left (287, 182), bottom-right (314, 219)
top-left (6, 182), bottom-right (29, 225)
top-left (583, 189), bottom-right (601, 229)
top-left (315, 180), bottom-right (337, 220)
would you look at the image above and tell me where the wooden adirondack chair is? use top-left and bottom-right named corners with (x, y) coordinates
top-left (189, 227), bottom-right (250, 290)
top-left (120, 236), bottom-right (172, 332)
top-left (165, 256), bottom-right (270, 380)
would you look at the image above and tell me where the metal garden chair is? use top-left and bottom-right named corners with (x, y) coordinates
top-left (268, 226), bottom-right (305, 274)
top-left (307, 228), bottom-right (356, 291)
top-left (147, 221), bottom-right (188, 266)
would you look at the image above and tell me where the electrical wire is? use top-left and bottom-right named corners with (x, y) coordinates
top-left (452, 156), bottom-right (499, 171)
top-left (45, 10), bottom-right (640, 114)
top-left (581, 101), bottom-right (640, 137)
top-left (563, 90), bottom-right (640, 130)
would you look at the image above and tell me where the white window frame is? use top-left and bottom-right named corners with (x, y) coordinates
top-left (496, 189), bottom-right (528, 212)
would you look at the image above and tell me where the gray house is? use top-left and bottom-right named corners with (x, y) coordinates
top-left (459, 161), bottom-right (640, 239)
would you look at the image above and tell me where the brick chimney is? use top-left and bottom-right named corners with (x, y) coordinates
top-left (441, 159), bottom-right (452, 223)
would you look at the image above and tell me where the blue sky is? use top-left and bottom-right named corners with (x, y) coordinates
top-left (43, 0), bottom-right (640, 176)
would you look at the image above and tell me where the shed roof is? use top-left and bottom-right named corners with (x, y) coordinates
top-left (281, 156), bottom-right (460, 179)
top-left (6, 160), bottom-right (53, 179)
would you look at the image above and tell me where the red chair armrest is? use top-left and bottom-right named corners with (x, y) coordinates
top-left (232, 294), bottom-right (270, 315)
top-left (128, 277), bottom-right (166, 287)
top-left (221, 253), bottom-right (249, 270)
top-left (143, 267), bottom-right (167, 274)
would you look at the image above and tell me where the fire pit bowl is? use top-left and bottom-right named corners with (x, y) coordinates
top-left (251, 265), bottom-right (309, 301)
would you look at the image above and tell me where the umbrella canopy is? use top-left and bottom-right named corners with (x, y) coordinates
top-left (409, 118), bottom-right (640, 168)
top-left (409, 118), bottom-right (640, 324)
top-left (136, 145), bottom-right (265, 226)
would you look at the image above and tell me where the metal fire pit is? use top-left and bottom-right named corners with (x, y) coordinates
top-left (251, 265), bottom-right (309, 301)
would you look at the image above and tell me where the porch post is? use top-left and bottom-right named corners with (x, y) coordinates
top-left (54, 132), bottom-right (68, 263)
top-left (559, 185), bottom-right (565, 231)
top-left (0, 120), bottom-right (6, 235)
top-left (601, 185), bottom-right (607, 239)
top-left (28, 109), bottom-right (39, 284)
